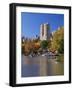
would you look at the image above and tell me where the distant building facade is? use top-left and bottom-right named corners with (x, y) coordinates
top-left (40, 23), bottom-right (50, 40)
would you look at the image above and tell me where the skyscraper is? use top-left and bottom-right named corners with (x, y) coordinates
top-left (40, 23), bottom-right (50, 40)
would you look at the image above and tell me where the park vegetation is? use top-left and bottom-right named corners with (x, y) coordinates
top-left (51, 26), bottom-right (64, 54)
top-left (22, 26), bottom-right (64, 57)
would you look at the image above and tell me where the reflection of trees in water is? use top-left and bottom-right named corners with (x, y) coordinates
top-left (22, 55), bottom-right (64, 77)
top-left (39, 56), bottom-right (48, 76)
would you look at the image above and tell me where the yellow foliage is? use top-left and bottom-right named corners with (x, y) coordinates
top-left (51, 27), bottom-right (64, 51)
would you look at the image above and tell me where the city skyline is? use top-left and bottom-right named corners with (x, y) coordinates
top-left (21, 12), bottom-right (64, 39)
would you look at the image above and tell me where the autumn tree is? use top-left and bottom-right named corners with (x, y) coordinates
top-left (58, 38), bottom-right (64, 54)
top-left (51, 26), bottom-right (64, 53)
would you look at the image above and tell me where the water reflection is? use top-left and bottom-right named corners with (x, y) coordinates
top-left (21, 55), bottom-right (64, 77)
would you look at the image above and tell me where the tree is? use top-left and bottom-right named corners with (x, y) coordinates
top-left (48, 39), bottom-right (51, 49)
top-left (40, 40), bottom-right (48, 49)
top-left (58, 38), bottom-right (64, 54)
top-left (51, 26), bottom-right (64, 52)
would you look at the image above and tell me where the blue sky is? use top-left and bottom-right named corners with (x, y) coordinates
top-left (21, 12), bottom-right (64, 38)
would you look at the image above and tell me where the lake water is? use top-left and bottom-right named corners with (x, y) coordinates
top-left (21, 55), bottom-right (64, 77)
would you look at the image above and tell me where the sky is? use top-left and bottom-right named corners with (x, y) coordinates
top-left (21, 12), bottom-right (64, 38)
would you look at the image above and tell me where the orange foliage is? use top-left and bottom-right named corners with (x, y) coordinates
top-left (34, 43), bottom-right (40, 50)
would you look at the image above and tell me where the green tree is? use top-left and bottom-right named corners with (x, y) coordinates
top-left (40, 40), bottom-right (48, 49)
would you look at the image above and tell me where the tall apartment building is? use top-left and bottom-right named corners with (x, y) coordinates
top-left (40, 23), bottom-right (50, 40)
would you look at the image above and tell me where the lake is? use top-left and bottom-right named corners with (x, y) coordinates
top-left (21, 55), bottom-right (64, 77)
